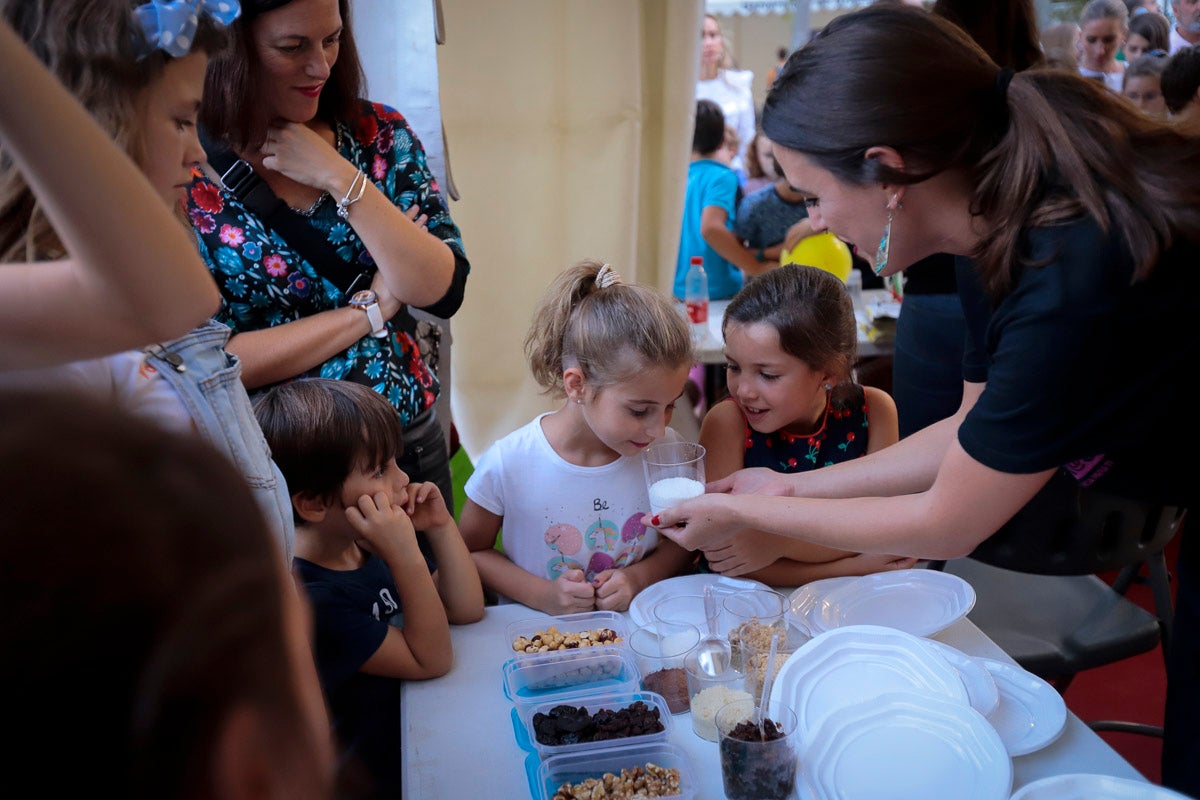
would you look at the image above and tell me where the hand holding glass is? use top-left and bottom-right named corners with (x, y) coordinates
top-left (643, 442), bottom-right (706, 516)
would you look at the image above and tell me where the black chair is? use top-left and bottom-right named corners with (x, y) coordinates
top-left (927, 472), bottom-right (1186, 736)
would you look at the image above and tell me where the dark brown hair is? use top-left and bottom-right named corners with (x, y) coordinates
top-left (1128, 10), bottom-right (1170, 52)
top-left (1162, 45), bottom-right (1200, 113)
top-left (932, 0), bottom-right (1044, 71)
top-left (723, 264), bottom-right (857, 393)
top-left (693, 98), bottom-right (726, 155)
top-left (200, 0), bottom-right (364, 150)
top-left (253, 378), bottom-right (404, 517)
top-left (0, 389), bottom-right (318, 799)
top-left (762, 5), bottom-right (1200, 296)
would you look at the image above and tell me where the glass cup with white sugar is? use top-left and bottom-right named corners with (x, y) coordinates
top-left (643, 441), bottom-right (706, 517)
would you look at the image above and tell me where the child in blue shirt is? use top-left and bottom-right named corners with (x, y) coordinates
top-left (674, 99), bottom-right (775, 300)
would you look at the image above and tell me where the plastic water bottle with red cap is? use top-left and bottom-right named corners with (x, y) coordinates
top-left (684, 255), bottom-right (709, 344)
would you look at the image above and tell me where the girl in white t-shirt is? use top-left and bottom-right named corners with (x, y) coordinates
top-left (461, 261), bottom-right (696, 614)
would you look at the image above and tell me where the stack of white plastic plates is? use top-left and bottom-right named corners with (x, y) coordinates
top-left (770, 625), bottom-right (969, 733)
top-left (1010, 774), bottom-right (1192, 799)
top-left (766, 625), bottom-right (1077, 798)
top-left (800, 569), bottom-right (976, 637)
top-left (788, 576), bottom-right (856, 636)
top-left (920, 638), bottom-right (1001, 716)
top-left (977, 658), bottom-right (1067, 757)
top-left (628, 573), bottom-right (769, 628)
top-left (802, 692), bottom-right (1012, 800)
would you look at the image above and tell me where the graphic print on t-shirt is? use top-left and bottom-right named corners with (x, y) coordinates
top-left (543, 507), bottom-right (650, 583)
top-left (372, 587), bottom-right (398, 621)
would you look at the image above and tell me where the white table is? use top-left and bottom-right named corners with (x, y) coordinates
top-left (402, 602), bottom-right (1146, 799)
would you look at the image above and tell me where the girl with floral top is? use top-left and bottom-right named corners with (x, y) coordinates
top-left (698, 265), bottom-right (915, 585)
top-left (187, 0), bottom-right (469, 509)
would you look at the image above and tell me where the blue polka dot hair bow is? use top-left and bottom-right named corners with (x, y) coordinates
top-left (134, 0), bottom-right (241, 58)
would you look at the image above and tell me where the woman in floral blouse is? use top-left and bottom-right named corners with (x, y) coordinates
top-left (187, 0), bottom-right (469, 507)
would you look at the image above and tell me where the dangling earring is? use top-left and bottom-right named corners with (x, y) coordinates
top-left (873, 194), bottom-right (900, 276)
top-left (823, 383), bottom-right (833, 392)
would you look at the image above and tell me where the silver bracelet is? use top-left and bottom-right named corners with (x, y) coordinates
top-left (335, 169), bottom-right (367, 220)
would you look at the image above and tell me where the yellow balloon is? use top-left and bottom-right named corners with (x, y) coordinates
top-left (781, 232), bottom-right (853, 283)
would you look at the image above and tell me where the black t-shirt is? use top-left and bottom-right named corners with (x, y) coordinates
top-left (902, 252), bottom-right (958, 295)
top-left (294, 554), bottom-right (404, 798)
top-left (956, 216), bottom-right (1196, 507)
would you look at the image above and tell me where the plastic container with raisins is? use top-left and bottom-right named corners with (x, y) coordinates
top-left (515, 689), bottom-right (674, 759)
top-left (532, 741), bottom-right (695, 800)
top-left (505, 610), bottom-right (629, 659)
top-left (502, 645), bottom-right (641, 728)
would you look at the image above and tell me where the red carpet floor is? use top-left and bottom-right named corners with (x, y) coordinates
top-left (1059, 534), bottom-right (1182, 786)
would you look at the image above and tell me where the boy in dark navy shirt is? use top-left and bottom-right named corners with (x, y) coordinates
top-left (254, 378), bottom-right (483, 799)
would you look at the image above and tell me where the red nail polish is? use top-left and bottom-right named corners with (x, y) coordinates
top-left (651, 515), bottom-right (661, 526)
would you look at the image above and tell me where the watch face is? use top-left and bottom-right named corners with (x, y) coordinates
top-left (350, 289), bottom-right (377, 307)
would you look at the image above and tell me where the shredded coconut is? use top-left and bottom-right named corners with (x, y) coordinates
top-left (691, 685), bottom-right (753, 741)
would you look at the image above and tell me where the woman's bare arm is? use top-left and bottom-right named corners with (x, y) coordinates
top-left (0, 20), bottom-right (218, 370)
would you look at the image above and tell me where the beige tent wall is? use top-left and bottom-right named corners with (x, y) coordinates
top-left (437, 0), bottom-right (703, 460)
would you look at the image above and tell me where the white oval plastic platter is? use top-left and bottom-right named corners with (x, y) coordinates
top-left (787, 576), bottom-right (857, 636)
top-left (978, 658), bottom-right (1067, 757)
top-left (628, 573), bottom-right (769, 628)
top-left (802, 692), bottom-right (1012, 800)
top-left (770, 624), bottom-right (970, 733)
top-left (810, 569), bottom-right (976, 637)
top-left (1010, 774), bottom-right (1192, 800)
top-left (921, 639), bottom-right (1001, 716)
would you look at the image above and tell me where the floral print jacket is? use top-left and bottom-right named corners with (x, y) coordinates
top-left (186, 101), bottom-right (469, 427)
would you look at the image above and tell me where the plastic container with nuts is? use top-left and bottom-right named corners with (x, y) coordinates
top-left (534, 742), bottom-right (694, 800)
top-left (505, 610), bottom-right (628, 657)
top-left (515, 689), bottom-right (674, 760)
top-left (502, 645), bottom-right (641, 728)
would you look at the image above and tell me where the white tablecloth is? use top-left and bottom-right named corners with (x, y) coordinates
top-left (401, 602), bottom-right (1145, 799)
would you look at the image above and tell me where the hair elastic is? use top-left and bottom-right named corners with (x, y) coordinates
top-left (595, 264), bottom-right (623, 289)
top-left (134, 0), bottom-right (240, 58)
top-left (995, 67), bottom-right (1015, 99)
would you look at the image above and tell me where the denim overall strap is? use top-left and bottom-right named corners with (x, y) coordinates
top-left (145, 320), bottom-right (295, 561)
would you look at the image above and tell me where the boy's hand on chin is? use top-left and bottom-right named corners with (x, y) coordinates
top-left (345, 491), bottom-right (418, 559)
top-left (402, 481), bottom-right (452, 531)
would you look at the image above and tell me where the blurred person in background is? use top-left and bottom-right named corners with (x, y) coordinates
top-left (1123, 51), bottom-right (1171, 117)
top-left (1125, 9), bottom-right (1170, 59)
top-left (1162, 44), bottom-right (1200, 126)
top-left (697, 13), bottom-right (755, 173)
top-left (1042, 21), bottom-right (1083, 70)
top-left (1079, 0), bottom-right (1130, 92)
top-left (1170, 0), bottom-right (1200, 52)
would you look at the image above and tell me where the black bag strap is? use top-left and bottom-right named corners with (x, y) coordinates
top-left (200, 127), bottom-right (369, 296)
